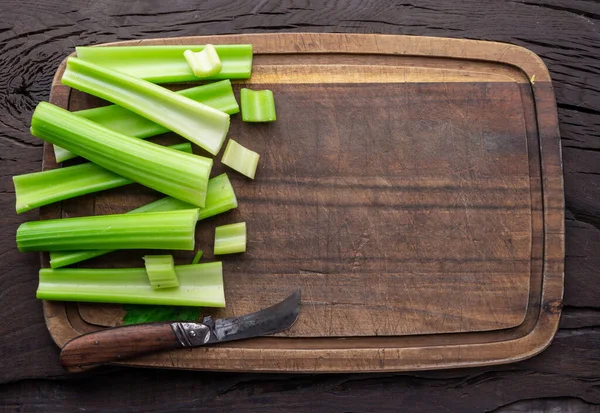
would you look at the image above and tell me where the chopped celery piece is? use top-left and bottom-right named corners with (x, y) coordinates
top-left (49, 173), bottom-right (237, 268)
top-left (37, 262), bottom-right (225, 307)
top-left (17, 209), bottom-right (199, 252)
top-left (214, 222), bottom-right (246, 255)
top-left (221, 139), bottom-right (260, 179)
top-left (144, 255), bottom-right (179, 290)
top-left (184, 45), bottom-right (222, 77)
top-left (14, 142), bottom-right (192, 214)
top-left (62, 58), bottom-right (230, 156)
top-left (76, 44), bottom-right (252, 83)
top-left (55, 80), bottom-right (239, 163)
top-left (240, 88), bottom-right (276, 122)
top-left (192, 250), bottom-right (203, 264)
top-left (31, 102), bottom-right (212, 207)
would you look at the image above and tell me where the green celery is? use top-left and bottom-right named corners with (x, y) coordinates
top-left (31, 102), bottom-right (213, 207)
top-left (49, 173), bottom-right (237, 268)
top-left (184, 45), bottom-right (222, 77)
top-left (76, 44), bottom-right (252, 83)
top-left (17, 209), bottom-right (199, 252)
top-left (143, 255), bottom-right (179, 290)
top-left (37, 262), bottom-right (225, 307)
top-left (55, 80), bottom-right (239, 163)
top-left (221, 139), bottom-right (260, 179)
top-left (214, 222), bottom-right (247, 255)
top-left (62, 57), bottom-right (230, 155)
top-left (192, 250), bottom-right (203, 264)
top-left (14, 142), bottom-right (192, 214)
top-left (240, 88), bottom-right (276, 122)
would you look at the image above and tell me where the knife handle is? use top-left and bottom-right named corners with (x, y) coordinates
top-left (60, 323), bottom-right (180, 372)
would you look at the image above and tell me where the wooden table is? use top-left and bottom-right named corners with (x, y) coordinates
top-left (1, 1), bottom-right (598, 411)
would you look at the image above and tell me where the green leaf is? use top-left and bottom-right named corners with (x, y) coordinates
top-left (122, 305), bottom-right (202, 325)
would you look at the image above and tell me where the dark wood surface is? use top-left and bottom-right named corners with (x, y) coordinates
top-left (0, 0), bottom-right (597, 411)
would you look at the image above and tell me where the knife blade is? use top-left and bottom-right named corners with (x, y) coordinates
top-left (59, 289), bottom-right (301, 372)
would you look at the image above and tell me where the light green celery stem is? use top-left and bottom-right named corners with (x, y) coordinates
top-left (17, 209), bottom-right (199, 252)
top-left (214, 222), bottom-right (247, 255)
top-left (240, 88), bottom-right (276, 122)
top-left (184, 45), bottom-right (222, 77)
top-left (144, 255), bottom-right (179, 290)
top-left (62, 57), bottom-right (230, 155)
top-left (221, 139), bottom-right (260, 179)
top-left (14, 143), bottom-right (192, 214)
top-left (49, 173), bottom-right (237, 268)
top-left (76, 45), bottom-right (252, 83)
top-left (55, 80), bottom-right (239, 163)
top-left (192, 250), bottom-right (203, 264)
top-left (37, 262), bottom-right (225, 307)
top-left (31, 102), bottom-right (213, 207)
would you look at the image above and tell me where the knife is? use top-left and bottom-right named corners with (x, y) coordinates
top-left (60, 289), bottom-right (301, 372)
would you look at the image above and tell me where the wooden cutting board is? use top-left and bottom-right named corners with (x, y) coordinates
top-left (41, 33), bottom-right (564, 372)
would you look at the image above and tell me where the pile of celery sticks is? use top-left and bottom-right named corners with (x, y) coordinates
top-left (13, 44), bottom-right (277, 309)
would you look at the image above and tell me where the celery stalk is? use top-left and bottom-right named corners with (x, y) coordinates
top-left (17, 209), bottom-right (199, 252)
top-left (221, 139), bottom-right (260, 179)
top-left (184, 45), bottom-right (222, 77)
top-left (55, 80), bottom-right (239, 163)
top-left (192, 250), bottom-right (203, 264)
top-left (62, 57), bottom-right (230, 155)
top-left (14, 142), bottom-right (192, 214)
top-left (76, 45), bottom-right (252, 83)
top-left (240, 88), bottom-right (276, 122)
top-left (143, 255), bottom-right (179, 290)
top-left (31, 102), bottom-right (212, 207)
top-left (37, 262), bottom-right (225, 307)
top-left (214, 222), bottom-right (247, 255)
top-left (49, 173), bottom-right (237, 268)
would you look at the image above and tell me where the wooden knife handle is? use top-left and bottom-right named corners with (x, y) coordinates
top-left (60, 323), bottom-right (181, 372)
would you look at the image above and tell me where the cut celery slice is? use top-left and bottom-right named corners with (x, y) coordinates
top-left (144, 255), bottom-right (179, 290)
top-left (62, 57), bottom-right (230, 155)
top-left (240, 88), bottom-right (276, 122)
top-left (17, 209), bottom-right (199, 252)
top-left (184, 44), bottom-right (222, 77)
top-left (31, 102), bottom-right (213, 207)
top-left (76, 44), bottom-right (252, 83)
top-left (221, 139), bottom-right (260, 179)
top-left (192, 250), bottom-right (203, 264)
top-left (214, 222), bottom-right (246, 255)
top-left (49, 173), bottom-right (237, 268)
top-left (14, 142), bottom-right (192, 214)
top-left (54, 80), bottom-right (239, 163)
top-left (37, 262), bottom-right (225, 307)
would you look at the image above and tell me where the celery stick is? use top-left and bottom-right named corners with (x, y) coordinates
top-left (144, 255), bottom-right (179, 290)
top-left (31, 102), bottom-right (212, 207)
top-left (49, 173), bottom-right (237, 268)
top-left (62, 57), bottom-right (230, 155)
top-left (55, 80), bottom-right (239, 163)
top-left (221, 139), bottom-right (260, 179)
top-left (184, 45), bottom-right (222, 77)
top-left (192, 250), bottom-right (203, 264)
top-left (240, 88), bottom-right (276, 122)
top-left (14, 142), bottom-right (192, 214)
top-left (214, 222), bottom-right (246, 255)
top-left (37, 262), bottom-right (225, 307)
top-left (76, 44), bottom-right (252, 83)
top-left (17, 209), bottom-right (199, 252)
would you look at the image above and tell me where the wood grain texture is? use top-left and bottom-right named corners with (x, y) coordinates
top-left (0, 0), bottom-right (598, 411)
top-left (39, 32), bottom-right (563, 373)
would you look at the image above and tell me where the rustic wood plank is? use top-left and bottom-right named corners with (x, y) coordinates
top-left (0, 0), bottom-right (597, 412)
